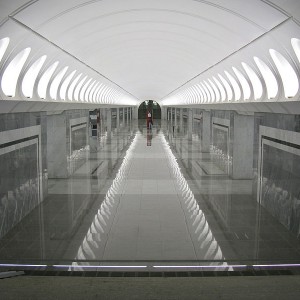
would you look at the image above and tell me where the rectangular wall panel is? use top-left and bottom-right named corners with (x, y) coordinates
top-left (258, 126), bottom-right (300, 235)
top-left (0, 125), bottom-right (42, 239)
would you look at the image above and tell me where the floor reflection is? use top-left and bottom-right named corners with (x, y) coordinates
top-left (167, 125), bottom-right (300, 265)
top-left (72, 133), bottom-right (139, 264)
top-left (0, 120), bottom-right (300, 269)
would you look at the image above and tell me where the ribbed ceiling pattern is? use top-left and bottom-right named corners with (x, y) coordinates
top-left (0, 0), bottom-right (297, 102)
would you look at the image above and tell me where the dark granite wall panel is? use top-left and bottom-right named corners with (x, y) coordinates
top-left (0, 111), bottom-right (47, 239)
top-left (210, 110), bottom-right (234, 161)
top-left (66, 110), bottom-right (89, 176)
top-left (253, 113), bottom-right (300, 200)
top-left (261, 144), bottom-right (300, 235)
top-left (253, 113), bottom-right (300, 170)
top-left (72, 126), bottom-right (87, 152)
top-left (0, 143), bottom-right (39, 239)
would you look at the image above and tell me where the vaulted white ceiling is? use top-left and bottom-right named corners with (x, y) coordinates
top-left (0, 0), bottom-right (299, 101)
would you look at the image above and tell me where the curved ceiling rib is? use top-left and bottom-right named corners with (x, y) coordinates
top-left (0, 0), bottom-right (297, 105)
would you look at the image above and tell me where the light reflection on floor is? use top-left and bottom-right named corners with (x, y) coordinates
top-left (0, 121), bottom-right (300, 271)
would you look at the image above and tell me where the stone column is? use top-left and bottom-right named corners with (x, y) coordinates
top-left (136, 106), bottom-right (139, 120)
top-left (122, 107), bottom-right (125, 126)
top-left (201, 110), bottom-right (211, 152)
top-left (47, 112), bottom-right (89, 178)
top-left (161, 107), bottom-right (166, 120)
top-left (188, 108), bottom-right (193, 141)
top-left (179, 108), bottom-right (183, 134)
top-left (47, 113), bottom-right (68, 178)
top-left (174, 108), bottom-right (177, 134)
top-left (170, 108), bottom-right (174, 135)
top-left (107, 108), bottom-right (112, 141)
top-left (232, 112), bottom-right (254, 179)
top-left (116, 108), bottom-right (120, 132)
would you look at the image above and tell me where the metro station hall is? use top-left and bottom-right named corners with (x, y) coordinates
top-left (1, 0), bottom-right (300, 298)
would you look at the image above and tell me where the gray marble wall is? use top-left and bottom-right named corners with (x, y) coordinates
top-left (0, 107), bottom-right (132, 241)
top-left (232, 113), bottom-right (254, 179)
top-left (47, 110), bottom-right (89, 178)
top-left (212, 120), bottom-right (230, 174)
top-left (0, 112), bottom-right (47, 239)
top-left (210, 111), bottom-right (233, 175)
top-left (202, 111), bottom-right (211, 152)
top-left (167, 107), bottom-right (300, 238)
top-left (111, 108), bottom-right (117, 133)
top-left (253, 113), bottom-right (300, 237)
top-left (192, 108), bottom-right (202, 141)
top-left (47, 113), bottom-right (68, 178)
top-left (209, 110), bottom-right (254, 179)
top-left (68, 116), bottom-right (89, 175)
top-left (119, 108), bottom-right (124, 127)
top-left (201, 109), bottom-right (300, 237)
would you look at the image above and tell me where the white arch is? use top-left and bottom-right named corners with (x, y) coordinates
top-left (218, 73), bottom-right (233, 101)
top-left (188, 86), bottom-right (195, 104)
top-left (109, 88), bottom-right (116, 104)
top-left (68, 73), bottom-right (82, 101)
top-left (180, 90), bottom-right (187, 104)
top-left (182, 89), bottom-right (188, 104)
top-left (86, 80), bottom-right (97, 102)
top-left (254, 56), bottom-right (278, 99)
top-left (291, 38), bottom-right (300, 63)
top-left (190, 86), bottom-right (197, 104)
top-left (89, 82), bottom-right (99, 102)
top-left (186, 88), bottom-right (193, 104)
top-left (198, 84), bottom-right (206, 103)
top-left (80, 78), bottom-right (92, 101)
top-left (241, 62), bottom-right (263, 100)
top-left (1, 47), bottom-right (31, 97)
top-left (232, 67), bottom-right (251, 100)
top-left (110, 89), bottom-right (117, 104)
top-left (204, 80), bottom-right (215, 102)
top-left (194, 84), bottom-right (201, 103)
top-left (88, 80), bottom-right (99, 102)
top-left (193, 84), bottom-right (201, 103)
top-left (95, 83), bottom-right (105, 102)
top-left (93, 83), bottom-right (102, 103)
top-left (0, 37), bottom-right (10, 63)
top-left (22, 55), bottom-right (47, 98)
top-left (208, 78), bottom-right (220, 102)
top-left (99, 85), bottom-right (108, 103)
top-left (224, 70), bottom-right (241, 101)
top-left (106, 87), bottom-right (113, 104)
top-left (50, 66), bottom-right (68, 100)
top-left (269, 49), bottom-right (299, 98)
top-left (102, 86), bottom-right (109, 104)
top-left (74, 75), bottom-right (87, 101)
top-left (200, 82), bottom-right (210, 103)
top-left (107, 87), bottom-right (113, 104)
top-left (188, 87), bottom-right (194, 104)
top-left (38, 61), bottom-right (59, 99)
top-left (60, 70), bottom-right (76, 100)
top-left (213, 76), bottom-right (226, 101)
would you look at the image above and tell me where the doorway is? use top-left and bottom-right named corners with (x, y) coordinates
top-left (138, 100), bottom-right (161, 120)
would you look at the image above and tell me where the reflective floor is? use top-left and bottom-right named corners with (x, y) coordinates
top-left (0, 120), bottom-right (300, 270)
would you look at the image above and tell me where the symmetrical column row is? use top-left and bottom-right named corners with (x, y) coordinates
top-left (166, 107), bottom-right (254, 179)
top-left (48, 107), bottom-right (133, 178)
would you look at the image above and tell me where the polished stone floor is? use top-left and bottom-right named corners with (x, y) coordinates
top-left (0, 121), bottom-right (300, 269)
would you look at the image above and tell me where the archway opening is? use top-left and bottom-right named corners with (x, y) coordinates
top-left (138, 100), bottom-right (161, 120)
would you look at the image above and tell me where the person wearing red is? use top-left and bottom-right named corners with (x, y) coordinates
top-left (146, 109), bottom-right (153, 129)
